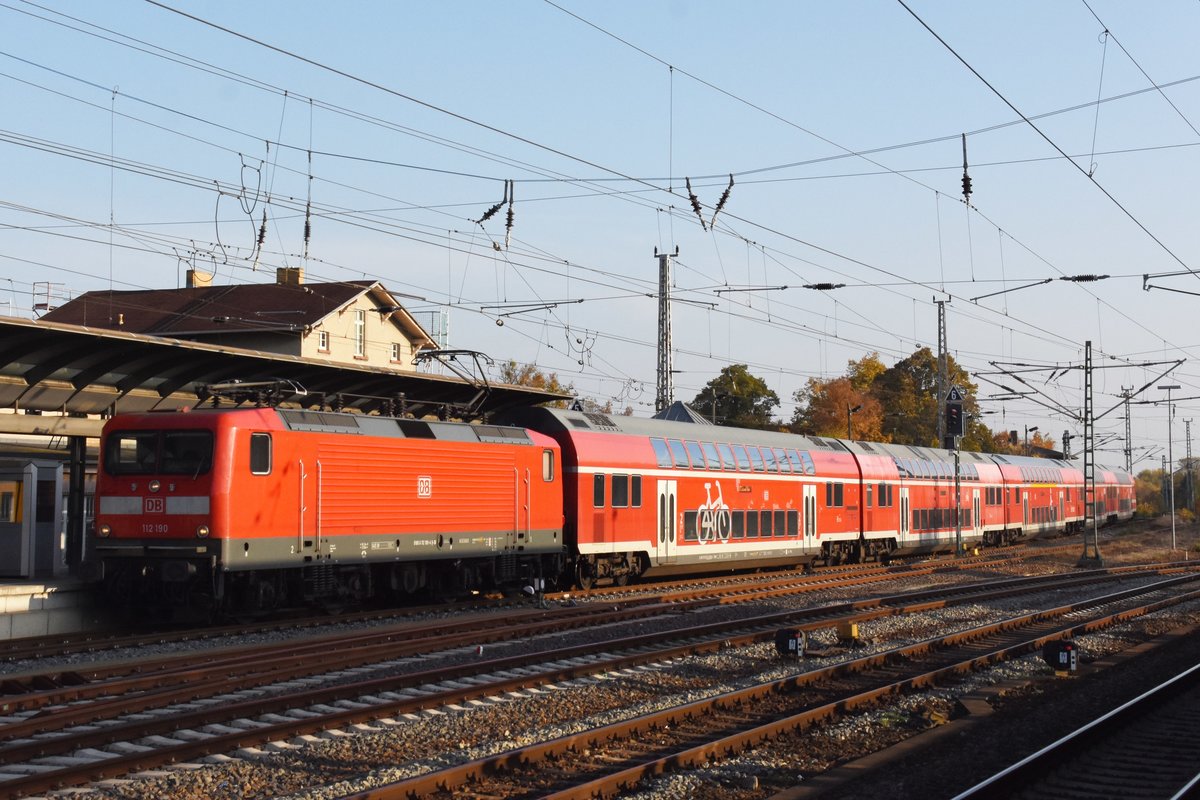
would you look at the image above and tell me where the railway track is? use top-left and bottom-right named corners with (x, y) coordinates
top-left (0, 565), bottom-right (1195, 797)
top-left (0, 540), bottom-right (1089, 666)
top-left (955, 661), bottom-right (1200, 799)
top-left (340, 575), bottom-right (1200, 799)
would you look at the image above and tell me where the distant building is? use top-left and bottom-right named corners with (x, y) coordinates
top-left (40, 268), bottom-right (437, 370)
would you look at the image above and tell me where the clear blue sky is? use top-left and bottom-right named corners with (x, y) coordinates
top-left (4, 0), bottom-right (1200, 467)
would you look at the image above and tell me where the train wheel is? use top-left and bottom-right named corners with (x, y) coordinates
top-left (575, 558), bottom-right (596, 591)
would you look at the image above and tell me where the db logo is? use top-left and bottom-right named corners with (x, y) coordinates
top-left (144, 497), bottom-right (165, 514)
top-left (417, 476), bottom-right (432, 498)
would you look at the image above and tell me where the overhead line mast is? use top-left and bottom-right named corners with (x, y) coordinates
top-left (655, 247), bottom-right (677, 414)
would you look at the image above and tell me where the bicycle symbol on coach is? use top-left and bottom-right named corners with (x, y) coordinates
top-left (697, 481), bottom-right (732, 543)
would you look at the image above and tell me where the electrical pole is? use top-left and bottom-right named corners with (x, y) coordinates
top-left (1121, 386), bottom-right (1133, 473)
top-left (1180, 422), bottom-right (1190, 515)
top-left (1159, 384), bottom-right (1180, 552)
top-left (935, 298), bottom-right (949, 448)
top-left (1078, 340), bottom-right (1102, 566)
top-left (655, 249), bottom-right (675, 414)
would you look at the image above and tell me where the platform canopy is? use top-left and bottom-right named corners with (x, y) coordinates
top-left (0, 316), bottom-right (568, 436)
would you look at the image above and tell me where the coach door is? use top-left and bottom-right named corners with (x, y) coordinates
top-left (899, 486), bottom-right (910, 540)
top-left (972, 489), bottom-right (982, 539)
top-left (656, 479), bottom-right (677, 564)
top-left (803, 484), bottom-right (818, 544)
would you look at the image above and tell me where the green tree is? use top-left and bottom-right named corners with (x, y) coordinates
top-left (875, 347), bottom-right (980, 447)
top-left (1136, 468), bottom-right (1164, 516)
top-left (692, 364), bottom-right (780, 429)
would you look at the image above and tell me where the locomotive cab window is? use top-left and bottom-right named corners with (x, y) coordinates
top-left (593, 474), bottom-right (606, 507)
top-left (162, 431), bottom-right (213, 476)
top-left (542, 450), bottom-right (555, 481)
top-left (249, 433), bottom-right (272, 475)
top-left (104, 431), bottom-right (159, 475)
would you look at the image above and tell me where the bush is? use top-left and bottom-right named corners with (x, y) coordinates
top-left (1180, 508), bottom-right (1197, 525)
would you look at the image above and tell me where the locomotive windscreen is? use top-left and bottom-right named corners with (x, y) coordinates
top-left (104, 429), bottom-right (214, 476)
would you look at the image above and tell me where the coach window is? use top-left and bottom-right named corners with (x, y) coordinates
top-left (651, 438), bottom-right (673, 468)
top-left (787, 509), bottom-right (799, 536)
top-left (774, 510), bottom-right (786, 537)
top-left (866, 484), bottom-right (873, 507)
top-left (763, 448), bottom-right (778, 472)
top-left (773, 448), bottom-right (791, 473)
top-left (785, 449), bottom-right (804, 473)
top-left (631, 475), bottom-right (642, 507)
top-left (250, 433), bottom-right (272, 475)
top-left (748, 447), bottom-right (766, 471)
top-left (685, 441), bottom-right (706, 469)
top-left (732, 445), bottom-right (752, 470)
top-left (760, 510), bottom-right (773, 536)
top-left (612, 475), bottom-right (629, 507)
top-left (745, 511), bottom-right (759, 538)
top-left (668, 439), bottom-right (690, 468)
top-left (593, 474), bottom-right (606, 508)
top-left (717, 443), bottom-right (736, 470)
top-left (800, 452), bottom-right (816, 475)
top-left (731, 511), bottom-right (744, 539)
top-left (701, 442), bottom-right (722, 469)
top-left (542, 450), bottom-right (555, 481)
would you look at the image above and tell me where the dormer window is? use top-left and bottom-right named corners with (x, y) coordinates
top-left (318, 330), bottom-right (329, 352)
top-left (391, 342), bottom-right (401, 361)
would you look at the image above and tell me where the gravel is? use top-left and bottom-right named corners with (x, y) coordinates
top-left (34, 524), bottom-right (1200, 799)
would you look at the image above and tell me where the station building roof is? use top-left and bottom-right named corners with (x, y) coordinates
top-left (0, 316), bottom-right (567, 437)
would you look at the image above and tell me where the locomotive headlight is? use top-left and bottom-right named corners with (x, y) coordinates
top-left (148, 480), bottom-right (161, 493)
top-left (97, 524), bottom-right (111, 538)
top-left (196, 525), bottom-right (210, 538)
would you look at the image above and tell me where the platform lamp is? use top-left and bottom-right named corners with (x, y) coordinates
top-left (847, 404), bottom-right (862, 440)
top-left (1159, 384), bottom-right (1181, 552)
top-left (1024, 425), bottom-right (1038, 456)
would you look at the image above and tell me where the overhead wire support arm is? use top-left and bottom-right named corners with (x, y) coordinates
top-left (1144, 271), bottom-right (1200, 297)
top-left (713, 285), bottom-right (789, 295)
top-left (1095, 359), bottom-right (1186, 421)
top-left (970, 278), bottom-right (1052, 303)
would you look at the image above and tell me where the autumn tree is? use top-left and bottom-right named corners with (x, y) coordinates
top-left (497, 360), bottom-right (573, 408)
top-left (692, 364), bottom-right (780, 429)
top-left (791, 353), bottom-right (888, 440)
top-left (790, 376), bottom-right (887, 441)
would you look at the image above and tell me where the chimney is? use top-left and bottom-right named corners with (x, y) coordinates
top-left (276, 267), bottom-right (304, 286)
top-left (186, 269), bottom-right (213, 288)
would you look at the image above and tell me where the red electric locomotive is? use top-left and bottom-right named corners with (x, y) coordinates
top-left (93, 406), bottom-right (564, 611)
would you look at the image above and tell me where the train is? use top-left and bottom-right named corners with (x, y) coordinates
top-left (91, 404), bottom-right (1135, 611)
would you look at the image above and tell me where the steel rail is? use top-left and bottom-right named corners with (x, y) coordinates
top-left (338, 578), bottom-right (1200, 799)
top-left (1, 568), bottom-right (1192, 797)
